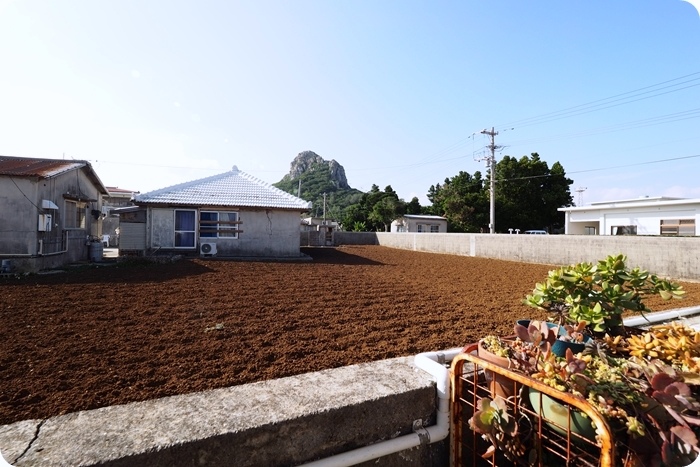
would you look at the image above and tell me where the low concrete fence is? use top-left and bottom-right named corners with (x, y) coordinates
top-left (331, 232), bottom-right (700, 281)
top-left (0, 357), bottom-right (446, 467)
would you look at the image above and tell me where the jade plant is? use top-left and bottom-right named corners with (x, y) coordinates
top-left (523, 254), bottom-right (685, 333)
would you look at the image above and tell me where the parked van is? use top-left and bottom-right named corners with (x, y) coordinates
top-left (524, 230), bottom-right (548, 235)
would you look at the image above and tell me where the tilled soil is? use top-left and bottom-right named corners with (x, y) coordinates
top-left (2, 245), bottom-right (699, 425)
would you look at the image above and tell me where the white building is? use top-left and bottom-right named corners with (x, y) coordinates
top-left (391, 214), bottom-right (448, 233)
top-left (558, 197), bottom-right (700, 236)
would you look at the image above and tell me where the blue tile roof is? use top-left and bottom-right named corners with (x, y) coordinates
top-left (135, 166), bottom-right (312, 210)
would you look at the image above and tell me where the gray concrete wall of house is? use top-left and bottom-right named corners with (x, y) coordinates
top-left (0, 169), bottom-right (104, 273)
top-left (145, 207), bottom-right (304, 258)
top-left (229, 208), bottom-right (304, 257)
top-left (330, 232), bottom-right (700, 281)
top-left (0, 357), bottom-right (447, 467)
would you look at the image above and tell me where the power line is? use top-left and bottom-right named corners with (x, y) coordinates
top-left (335, 73), bottom-right (700, 176)
top-left (495, 71), bottom-right (700, 130)
top-left (503, 107), bottom-right (700, 148)
top-left (494, 154), bottom-right (700, 184)
top-left (90, 73), bottom-right (700, 187)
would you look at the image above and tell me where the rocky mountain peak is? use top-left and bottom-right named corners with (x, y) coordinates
top-left (287, 151), bottom-right (350, 190)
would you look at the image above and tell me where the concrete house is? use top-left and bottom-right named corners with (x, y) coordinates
top-left (559, 196), bottom-right (700, 236)
top-left (117, 166), bottom-right (312, 258)
top-left (391, 214), bottom-right (448, 233)
top-left (0, 155), bottom-right (109, 272)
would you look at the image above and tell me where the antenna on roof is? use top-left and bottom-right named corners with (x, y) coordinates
top-left (575, 187), bottom-right (587, 206)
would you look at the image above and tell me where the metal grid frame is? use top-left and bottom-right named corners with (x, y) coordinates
top-left (451, 348), bottom-right (618, 467)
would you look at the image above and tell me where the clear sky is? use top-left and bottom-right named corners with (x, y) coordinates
top-left (1, 0), bottom-right (699, 207)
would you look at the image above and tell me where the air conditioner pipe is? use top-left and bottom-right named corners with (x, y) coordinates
top-left (300, 347), bottom-right (463, 467)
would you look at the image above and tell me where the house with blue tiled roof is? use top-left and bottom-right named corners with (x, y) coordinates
top-left (117, 166), bottom-right (312, 258)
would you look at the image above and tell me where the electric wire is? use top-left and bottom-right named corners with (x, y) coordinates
top-left (494, 154), bottom-right (700, 184)
top-left (90, 71), bottom-right (700, 192)
top-left (494, 71), bottom-right (700, 130)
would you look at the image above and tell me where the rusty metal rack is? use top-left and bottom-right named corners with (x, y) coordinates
top-left (451, 348), bottom-right (618, 467)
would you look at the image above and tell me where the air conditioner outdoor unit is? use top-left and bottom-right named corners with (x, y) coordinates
top-left (200, 242), bottom-right (217, 256)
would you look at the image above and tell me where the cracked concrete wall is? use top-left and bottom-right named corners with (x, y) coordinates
top-left (0, 357), bottom-right (447, 467)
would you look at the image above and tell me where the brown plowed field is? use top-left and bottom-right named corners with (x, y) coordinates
top-left (2, 245), bottom-right (699, 425)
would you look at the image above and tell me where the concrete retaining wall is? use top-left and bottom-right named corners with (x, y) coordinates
top-left (0, 357), bottom-right (446, 467)
top-left (332, 232), bottom-right (700, 281)
top-left (333, 232), bottom-right (379, 246)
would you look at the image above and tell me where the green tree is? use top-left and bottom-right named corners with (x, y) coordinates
top-left (493, 153), bottom-right (573, 232)
top-left (406, 197), bottom-right (422, 215)
top-left (369, 195), bottom-right (404, 232)
top-left (426, 154), bottom-right (572, 233)
top-left (428, 171), bottom-right (488, 232)
top-left (342, 184), bottom-right (407, 231)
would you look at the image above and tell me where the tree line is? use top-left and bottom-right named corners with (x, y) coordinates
top-left (276, 153), bottom-right (575, 233)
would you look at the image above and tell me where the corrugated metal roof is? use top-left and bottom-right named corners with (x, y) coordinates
top-left (135, 166), bottom-right (312, 210)
top-left (0, 155), bottom-right (85, 177)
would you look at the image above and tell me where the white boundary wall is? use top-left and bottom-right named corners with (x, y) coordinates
top-left (332, 232), bottom-right (700, 281)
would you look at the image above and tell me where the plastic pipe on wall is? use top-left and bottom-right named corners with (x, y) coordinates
top-left (300, 347), bottom-right (463, 467)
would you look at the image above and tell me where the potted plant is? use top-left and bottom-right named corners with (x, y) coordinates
top-left (466, 255), bottom-right (699, 465)
top-left (471, 323), bottom-right (700, 465)
top-left (523, 254), bottom-right (684, 334)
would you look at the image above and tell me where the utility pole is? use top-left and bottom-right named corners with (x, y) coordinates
top-left (481, 127), bottom-right (501, 234)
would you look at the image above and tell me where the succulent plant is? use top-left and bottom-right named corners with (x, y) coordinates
top-left (524, 254), bottom-right (685, 333)
top-left (626, 323), bottom-right (700, 371)
top-left (513, 320), bottom-right (557, 347)
top-left (470, 255), bottom-right (698, 465)
top-left (468, 396), bottom-right (527, 461)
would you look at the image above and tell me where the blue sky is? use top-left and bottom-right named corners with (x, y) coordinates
top-left (1, 0), bottom-right (699, 207)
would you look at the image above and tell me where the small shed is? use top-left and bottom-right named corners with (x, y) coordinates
top-left (117, 166), bottom-right (312, 258)
top-left (391, 214), bottom-right (448, 233)
top-left (0, 155), bottom-right (109, 272)
top-left (558, 196), bottom-right (700, 236)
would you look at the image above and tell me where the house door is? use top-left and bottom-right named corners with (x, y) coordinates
top-left (174, 210), bottom-right (196, 248)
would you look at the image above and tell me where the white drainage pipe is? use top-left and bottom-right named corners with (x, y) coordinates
top-left (623, 306), bottom-right (700, 328)
top-left (300, 347), bottom-right (463, 467)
